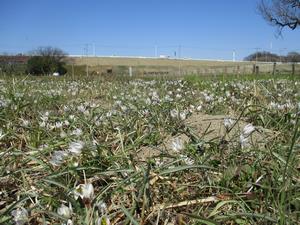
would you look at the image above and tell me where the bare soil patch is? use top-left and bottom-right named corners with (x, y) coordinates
top-left (136, 113), bottom-right (278, 162)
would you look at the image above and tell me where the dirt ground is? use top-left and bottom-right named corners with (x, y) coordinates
top-left (136, 113), bottom-right (278, 162)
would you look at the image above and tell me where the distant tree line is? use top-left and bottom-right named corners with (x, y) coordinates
top-left (0, 47), bottom-right (68, 76)
top-left (244, 51), bottom-right (300, 62)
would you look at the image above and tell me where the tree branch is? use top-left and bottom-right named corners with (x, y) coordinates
top-left (258, 0), bottom-right (300, 31)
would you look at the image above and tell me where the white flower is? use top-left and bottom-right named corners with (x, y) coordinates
top-left (114, 100), bottom-right (122, 106)
top-left (170, 109), bottom-right (178, 119)
top-left (71, 128), bottom-right (82, 136)
top-left (50, 151), bottom-right (68, 166)
top-left (95, 120), bottom-right (101, 126)
top-left (40, 112), bottom-right (49, 122)
top-left (176, 93), bottom-right (182, 99)
top-left (55, 122), bottom-right (63, 129)
top-left (224, 118), bottom-right (235, 129)
top-left (21, 119), bottom-right (29, 127)
top-left (77, 105), bottom-right (85, 113)
top-left (240, 134), bottom-right (249, 149)
top-left (225, 91), bottom-right (231, 97)
top-left (57, 203), bottom-right (72, 219)
top-left (181, 155), bottom-right (194, 165)
top-left (151, 91), bottom-right (160, 101)
top-left (179, 111), bottom-right (187, 120)
top-left (92, 139), bottom-right (99, 146)
top-left (164, 95), bottom-right (173, 102)
top-left (0, 129), bottom-right (4, 140)
top-left (65, 219), bottom-right (73, 225)
top-left (204, 94), bottom-right (213, 102)
top-left (196, 105), bottom-right (202, 111)
top-left (96, 201), bottom-right (108, 215)
top-left (0, 99), bottom-right (8, 108)
top-left (243, 124), bottom-right (255, 136)
top-left (171, 137), bottom-right (184, 152)
top-left (142, 109), bottom-right (149, 117)
top-left (120, 105), bottom-right (127, 112)
top-left (155, 158), bottom-right (164, 167)
top-left (74, 183), bottom-right (94, 202)
top-left (106, 111), bottom-right (112, 117)
top-left (38, 144), bottom-right (48, 151)
top-left (63, 106), bottom-right (69, 112)
top-left (39, 121), bottom-right (46, 127)
top-left (269, 101), bottom-right (277, 109)
top-left (11, 207), bottom-right (28, 225)
top-left (68, 141), bottom-right (84, 155)
top-left (60, 131), bottom-right (67, 138)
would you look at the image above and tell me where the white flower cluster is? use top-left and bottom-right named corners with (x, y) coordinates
top-left (239, 124), bottom-right (255, 149)
top-left (223, 118), bottom-right (235, 130)
top-left (11, 207), bottom-right (28, 225)
top-left (170, 109), bottom-right (188, 120)
top-left (50, 141), bottom-right (84, 167)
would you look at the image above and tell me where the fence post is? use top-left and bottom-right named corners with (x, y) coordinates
top-left (72, 63), bottom-right (74, 79)
top-left (292, 63), bottom-right (295, 76)
top-left (255, 66), bottom-right (259, 75)
top-left (252, 64), bottom-right (256, 74)
top-left (272, 62), bottom-right (276, 76)
top-left (243, 66), bottom-right (246, 75)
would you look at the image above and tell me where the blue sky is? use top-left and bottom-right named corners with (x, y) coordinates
top-left (0, 0), bottom-right (299, 60)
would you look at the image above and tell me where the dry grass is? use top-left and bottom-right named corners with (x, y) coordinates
top-left (67, 57), bottom-right (300, 76)
top-left (69, 57), bottom-right (250, 67)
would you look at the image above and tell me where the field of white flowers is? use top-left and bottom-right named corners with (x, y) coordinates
top-left (0, 75), bottom-right (299, 224)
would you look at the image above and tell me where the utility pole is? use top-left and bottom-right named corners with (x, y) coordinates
top-left (279, 48), bottom-right (287, 63)
top-left (178, 44), bottom-right (182, 76)
top-left (93, 43), bottom-right (96, 56)
top-left (84, 44), bottom-right (89, 77)
top-left (83, 44), bottom-right (89, 56)
top-left (232, 50), bottom-right (236, 62)
top-left (265, 53), bottom-right (267, 62)
top-left (270, 42), bottom-right (273, 52)
top-left (155, 45), bottom-right (158, 58)
top-left (255, 47), bottom-right (260, 63)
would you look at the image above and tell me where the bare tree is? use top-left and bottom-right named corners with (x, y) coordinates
top-left (258, 0), bottom-right (300, 32)
top-left (27, 46), bottom-right (68, 75)
top-left (31, 46), bottom-right (67, 62)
